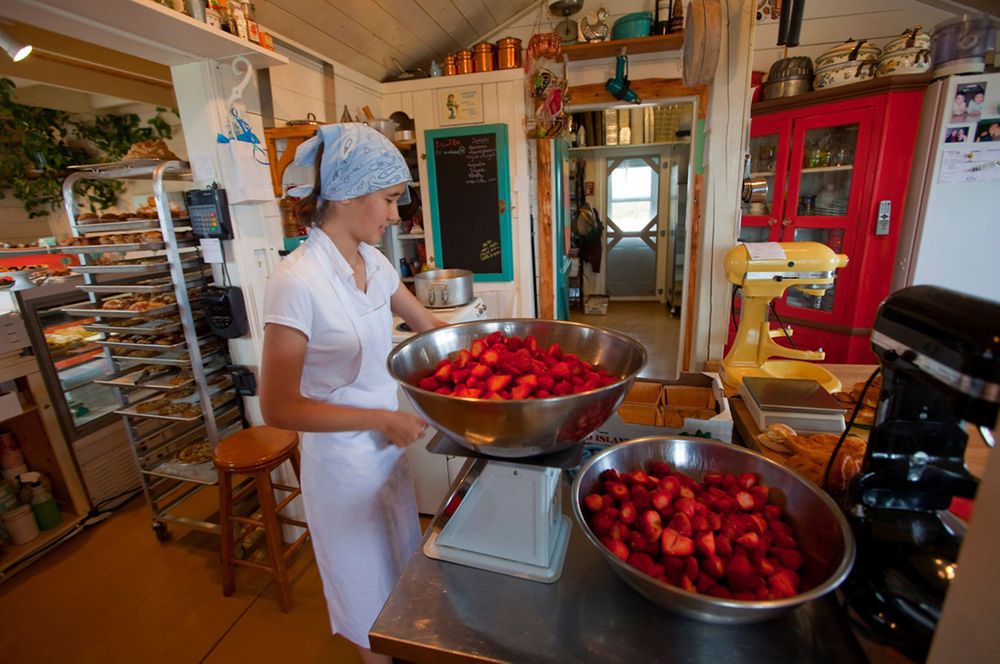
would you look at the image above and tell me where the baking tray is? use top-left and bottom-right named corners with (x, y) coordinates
top-left (145, 363), bottom-right (227, 391)
top-left (84, 318), bottom-right (182, 336)
top-left (75, 270), bottom-right (210, 295)
top-left (71, 256), bottom-right (201, 275)
top-left (96, 337), bottom-right (188, 351)
top-left (116, 385), bottom-right (237, 421)
top-left (60, 241), bottom-right (172, 254)
top-left (114, 347), bottom-right (223, 367)
top-left (95, 364), bottom-right (175, 388)
top-left (60, 301), bottom-right (179, 318)
top-left (71, 219), bottom-right (161, 232)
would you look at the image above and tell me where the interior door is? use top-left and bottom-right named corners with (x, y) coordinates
top-left (605, 155), bottom-right (660, 299)
top-left (779, 104), bottom-right (876, 322)
top-left (739, 114), bottom-right (793, 243)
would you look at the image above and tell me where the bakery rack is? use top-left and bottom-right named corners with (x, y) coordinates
top-left (61, 161), bottom-right (248, 541)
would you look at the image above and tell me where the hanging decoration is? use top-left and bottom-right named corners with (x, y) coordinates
top-left (524, 4), bottom-right (569, 139)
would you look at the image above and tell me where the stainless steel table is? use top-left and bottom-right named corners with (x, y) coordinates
top-left (370, 461), bottom-right (868, 664)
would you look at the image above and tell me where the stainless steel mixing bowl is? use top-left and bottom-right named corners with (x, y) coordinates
top-left (571, 437), bottom-right (855, 623)
top-left (387, 319), bottom-right (646, 458)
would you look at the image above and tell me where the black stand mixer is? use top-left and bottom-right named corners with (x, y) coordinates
top-left (843, 285), bottom-right (999, 661)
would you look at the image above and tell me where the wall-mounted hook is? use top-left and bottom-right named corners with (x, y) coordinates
top-left (226, 55), bottom-right (254, 110)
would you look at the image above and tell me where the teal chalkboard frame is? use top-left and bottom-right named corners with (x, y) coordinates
top-left (424, 123), bottom-right (513, 282)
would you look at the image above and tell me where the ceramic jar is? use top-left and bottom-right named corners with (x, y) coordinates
top-left (814, 59), bottom-right (878, 89)
top-left (882, 27), bottom-right (931, 55)
top-left (877, 47), bottom-right (932, 77)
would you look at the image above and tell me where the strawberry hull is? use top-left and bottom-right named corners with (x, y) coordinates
top-left (570, 436), bottom-right (855, 623)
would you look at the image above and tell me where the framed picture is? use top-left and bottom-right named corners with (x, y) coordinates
top-left (974, 118), bottom-right (1000, 143)
top-left (436, 85), bottom-right (484, 125)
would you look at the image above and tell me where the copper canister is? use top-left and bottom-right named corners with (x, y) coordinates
top-left (455, 49), bottom-right (474, 75)
top-left (496, 37), bottom-right (522, 69)
top-left (443, 54), bottom-right (457, 76)
top-left (473, 42), bottom-right (495, 72)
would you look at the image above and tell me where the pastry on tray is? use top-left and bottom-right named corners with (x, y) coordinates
top-left (176, 441), bottom-right (212, 464)
top-left (123, 139), bottom-right (179, 163)
top-left (757, 423), bottom-right (866, 495)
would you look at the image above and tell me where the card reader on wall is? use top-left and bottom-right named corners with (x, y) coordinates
top-left (184, 185), bottom-right (234, 240)
top-left (203, 286), bottom-right (250, 339)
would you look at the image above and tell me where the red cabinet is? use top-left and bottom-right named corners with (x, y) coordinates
top-left (734, 76), bottom-right (929, 363)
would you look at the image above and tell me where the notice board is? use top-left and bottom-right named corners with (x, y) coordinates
top-left (424, 124), bottom-right (513, 281)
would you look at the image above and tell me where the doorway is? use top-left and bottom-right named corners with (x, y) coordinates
top-left (605, 156), bottom-right (659, 299)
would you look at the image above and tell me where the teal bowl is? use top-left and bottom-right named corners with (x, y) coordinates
top-left (612, 12), bottom-right (654, 40)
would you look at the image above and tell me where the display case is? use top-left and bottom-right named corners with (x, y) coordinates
top-left (16, 279), bottom-right (120, 441)
top-left (734, 77), bottom-right (928, 363)
top-left (59, 161), bottom-right (246, 541)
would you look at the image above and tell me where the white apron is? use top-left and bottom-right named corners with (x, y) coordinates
top-left (298, 240), bottom-right (420, 650)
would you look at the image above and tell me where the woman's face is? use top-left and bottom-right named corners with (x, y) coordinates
top-left (349, 183), bottom-right (408, 244)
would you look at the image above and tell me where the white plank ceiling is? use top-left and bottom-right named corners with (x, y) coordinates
top-left (256, 0), bottom-right (539, 82)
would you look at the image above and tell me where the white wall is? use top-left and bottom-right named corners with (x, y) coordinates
top-left (752, 0), bottom-right (953, 76)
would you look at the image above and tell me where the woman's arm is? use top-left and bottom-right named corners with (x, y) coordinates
top-left (259, 322), bottom-right (426, 446)
top-left (391, 283), bottom-right (448, 333)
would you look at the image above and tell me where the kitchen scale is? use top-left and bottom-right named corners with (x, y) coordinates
top-left (421, 432), bottom-right (580, 583)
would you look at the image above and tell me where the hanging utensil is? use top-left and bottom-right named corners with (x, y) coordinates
top-left (786, 0), bottom-right (806, 47)
top-left (777, 0), bottom-right (793, 45)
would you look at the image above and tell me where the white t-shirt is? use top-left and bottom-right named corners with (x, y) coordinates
top-left (263, 228), bottom-right (400, 403)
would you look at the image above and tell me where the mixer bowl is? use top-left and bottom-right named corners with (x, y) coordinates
top-left (387, 319), bottom-right (647, 458)
top-left (571, 436), bottom-right (855, 623)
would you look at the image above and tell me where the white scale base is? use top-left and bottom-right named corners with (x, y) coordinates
top-left (423, 461), bottom-right (572, 583)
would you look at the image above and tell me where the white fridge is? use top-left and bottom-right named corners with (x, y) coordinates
top-left (893, 72), bottom-right (1000, 303)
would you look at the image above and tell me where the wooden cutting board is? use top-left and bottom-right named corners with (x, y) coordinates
top-left (683, 0), bottom-right (722, 86)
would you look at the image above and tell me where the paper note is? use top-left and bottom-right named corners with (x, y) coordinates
top-left (744, 242), bottom-right (786, 261)
top-left (190, 154), bottom-right (217, 184)
top-left (199, 238), bottom-right (223, 264)
top-left (938, 146), bottom-right (1000, 184)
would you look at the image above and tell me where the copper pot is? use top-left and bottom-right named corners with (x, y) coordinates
top-left (473, 42), bottom-right (495, 72)
top-left (455, 49), bottom-right (474, 75)
top-left (443, 54), bottom-right (457, 76)
top-left (496, 37), bottom-right (522, 69)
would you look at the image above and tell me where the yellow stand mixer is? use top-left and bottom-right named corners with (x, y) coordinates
top-left (721, 241), bottom-right (849, 392)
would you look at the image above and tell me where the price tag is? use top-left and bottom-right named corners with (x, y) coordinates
top-left (744, 242), bottom-right (786, 261)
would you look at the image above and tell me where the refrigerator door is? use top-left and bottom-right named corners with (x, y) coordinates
top-left (894, 73), bottom-right (1000, 302)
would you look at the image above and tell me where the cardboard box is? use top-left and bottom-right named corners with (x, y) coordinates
top-left (585, 372), bottom-right (733, 445)
top-left (584, 294), bottom-right (609, 315)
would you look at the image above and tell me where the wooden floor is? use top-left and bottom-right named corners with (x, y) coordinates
top-left (570, 300), bottom-right (681, 380)
top-left (0, 490), bottom-right (367, 664)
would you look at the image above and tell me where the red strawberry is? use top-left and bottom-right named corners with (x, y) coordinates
top-left (510, 384), bottom-right (533, 400)
top-left (485, 331), bottom-right (504, 346)
top-left (725, 554), bottom-right (759, 593)
top-left (436, 387), bottom-right (452, 395)
top-left (737, 472), bottom-right (758, 490)
top-left (712, 496), bottom-right (735, 513)
top-left (736, 531), bottom-right (761, 550)
top-left (703, 472), bottom-right (724, 487)
top-left (619, 502), bottom-right (637, 525)
top-left (469, 339), bottom-right (485, 358)
top-left (757, 557), bottom-right (778, 577)
top-left (591, 513), bottom-right (613, 536)
top-left (775, 548), bottom-right (803, 570)
top-left (709, 585), bottom-right (733, 599)
top-left (546, 342), bottom-right (563, 358)
top-left (481, 349), bottom-right (501, 367)
top-left (715, 534), bottom-right (733, 558)
top-left (706, 512), bottom-right (722, 531)
top-left (630, 485), bottom-right (652, 510)
top-left (690, 514), bottom-right (710, 532)
top-left (748, 514), bottom-right (768, 535)
top-left (584, 493), bottom-right (604, 513)
top-left (433, 362), bottom-right (454, 382)
top-left (702, 554), bottom-right (725, 578)
top-left (678, 485), bottom-right (696, 500)
top-left (677, 575), bottom-right (696, 593)
top-left (650, 490), bottom-right (672, 511)
top-left (640, 510), bottom-right (663, 542)
top-left (683, 556), bottom-right (700, 580)
top-left (769, 521), bottom-right (793, 537)
top-left (695, 531), bottom-right (716, 557)
top-left (627, 552), bottom-right (654, 574)
top-left (749, 485), bottom-right (770, 510)
top-left (486, 374), bottom-right (512, 393)
top-left (663, 557), bottom-right (686, 577)
top-left (606, 539), bottom-right (630, 562)
top-left (606, 482), bottom-right (630, 503)
top-left (668, 512), bottom-right (693, 537)
top-left (601, 495), bottom-right (616, 512)
top-left (599, 469), bottom-right (622, 482)
top-left (769, 568), bottom-right (800, 598)
top-left (661, 528), bottom-right (695, 557)
top-left (772, 532), bottom-right (797, 549)
top-left (470, 363), bottom-right (492, 380)
top-left (674, 497), bottom-right (697, 517)
top-left (734, 491), bottom-right (756, 511)
top-left (515, 373), bottom-right (538, 387)
top-left (650, 462), bottom-right (672, 477)
top-left (628, 470), bottom-right (652, 486)
top-left (629, 530), bottom-right (650, 554)
top-left (763, 504), bottom-right (783, 521)
top-left (537, 375), bottom-right (555, 391)
top-left (418, 376), bottom-right (440, 391)
top-left (550, 361), bottom-right (572, 381)
top-left (464, 388), bottom-right (482, 398)
top-left (553, 381), bottom-right (573, 396)
top-left (504, 335), bottom-right (523, 351)
top-left (608, 522), bottom-right (630, 542)
top-left (523, 335), bottom-right (539, 352)
top-left (696, 572), bottom-right (718, 593)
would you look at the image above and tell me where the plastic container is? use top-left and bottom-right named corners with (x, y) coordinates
top-left (29, 481), bottom-right (60, 531)
top-left (932, 14), bottom-right (996, 76)
top-left (2, 504), bottom-right (39, 544)
top-left (612, 12), bottom-right (653, 40)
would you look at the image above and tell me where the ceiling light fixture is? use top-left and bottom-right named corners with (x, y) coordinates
top-left (0, 29), bottom-right (32, 62)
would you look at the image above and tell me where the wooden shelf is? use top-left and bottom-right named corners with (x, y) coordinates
top-left (752, 73), bottom-right (934, 115)
top-left (562, 33), bottom-right (684, 61)
top-left (4, 0), bottom-right (288, 68)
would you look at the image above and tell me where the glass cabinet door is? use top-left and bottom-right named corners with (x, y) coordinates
top-left (36, 301), bottom-right (120, 435)
top-left (739, 116), bottom-right (791, 243)
top-left (780, 106), bottom-right (875, 319)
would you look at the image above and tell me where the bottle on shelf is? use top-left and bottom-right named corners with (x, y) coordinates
top-left (243, 2), bottom-right (260, 43)
top-left (19, 471), bottom-right (60, 531)
top-left (0, 433), bottom-right (28, 481)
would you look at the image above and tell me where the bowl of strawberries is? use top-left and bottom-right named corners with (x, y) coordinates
top-left (571, 436), bottom-right (855, 623)
top-left (387, 319), bottom-right (646, 458)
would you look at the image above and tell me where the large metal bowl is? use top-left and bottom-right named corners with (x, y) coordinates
top-left (387, 319), bottom-right (646, 458)
top-left (571, 437), bottom-right (855, 623)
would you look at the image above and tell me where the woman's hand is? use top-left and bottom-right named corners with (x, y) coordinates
top-left (380, 410), bottom-right (428, 448)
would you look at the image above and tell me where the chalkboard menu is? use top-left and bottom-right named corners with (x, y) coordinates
top-left (424, 124), bottom-right (513, 281)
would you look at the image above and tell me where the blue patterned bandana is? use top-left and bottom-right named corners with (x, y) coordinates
top-left (288, 123), bottom-right (411, 204)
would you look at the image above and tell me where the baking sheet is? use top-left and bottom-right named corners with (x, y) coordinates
top-left (116, 385), bottom-right (237, 421)
top-left (84, 318), bottom-right (183, 336)
top-left (61, 301), bottom-right (178, 318)
top-left (60, 242), bottom-right (170, 254)
top-left (114, 347), bottom-right (223, 367)
top-left (71, 256), bottom-right (201, 275)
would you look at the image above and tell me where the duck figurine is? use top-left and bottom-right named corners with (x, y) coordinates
top-left (579, 7), bottom-right (610, 43)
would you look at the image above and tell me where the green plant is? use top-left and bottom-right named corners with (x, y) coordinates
top-left (0, 77), bottom-right (176, 218)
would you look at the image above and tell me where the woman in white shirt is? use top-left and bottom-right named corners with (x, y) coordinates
top-left (260, 123), bottom-right (443, 664)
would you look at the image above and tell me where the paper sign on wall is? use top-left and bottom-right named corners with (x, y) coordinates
top-left (217, 141), bottom-right (274, 204)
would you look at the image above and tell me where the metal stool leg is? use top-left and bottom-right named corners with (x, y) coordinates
top-left (257, 468), bottom-right (293, 612)
top-left (218, 469), bottom-right (236, 597)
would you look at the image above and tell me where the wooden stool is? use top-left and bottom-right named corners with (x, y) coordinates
top-left (213, 426), bottom-right (309, 612)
